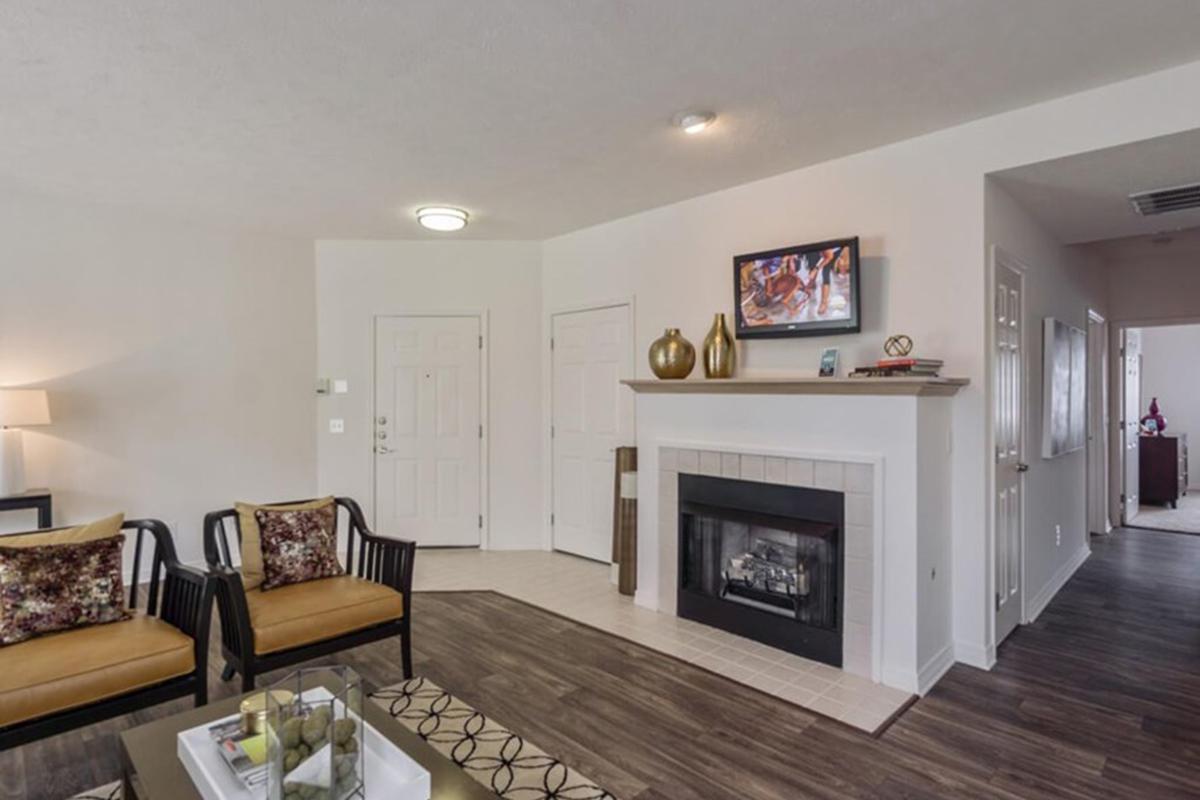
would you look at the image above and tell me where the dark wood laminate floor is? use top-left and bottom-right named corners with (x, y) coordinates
top-left (5, 527), bottom-right (1200, 799)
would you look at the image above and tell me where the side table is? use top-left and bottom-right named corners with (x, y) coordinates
top-left (0, 488), bottom-right (52, 529)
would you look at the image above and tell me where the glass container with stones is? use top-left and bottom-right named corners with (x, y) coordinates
top-left (267, 666), bottom-right (366, 800)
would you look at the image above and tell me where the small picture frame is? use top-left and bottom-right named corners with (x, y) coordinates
top-left (818, 348), bottom-right (839, 378)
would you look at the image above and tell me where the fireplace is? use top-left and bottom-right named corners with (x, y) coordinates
top-left (678, 474), bottom-right (844, 666)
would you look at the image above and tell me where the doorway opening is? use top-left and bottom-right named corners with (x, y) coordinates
top-left (1117, 322), bottom-right (1199, 535)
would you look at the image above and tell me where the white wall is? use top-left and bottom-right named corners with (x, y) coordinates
top-left (1141, 325), bottom-right (1200, 487)
top-left (0, 183), bottom-right (317, 568)
top-left (1103, 246), bottom-right (1200, 325)
top-left (984, 181), bottom-right (1108, 623)
top-left (314, 240), bottom-right (543, 549)
top-left (542, 59), bottom-right (1200, 670)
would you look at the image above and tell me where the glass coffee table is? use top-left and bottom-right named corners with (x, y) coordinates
top-left (119, 671), bottom-right (495, 799)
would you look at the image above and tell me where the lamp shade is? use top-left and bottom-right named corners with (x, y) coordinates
top-left (0, 390), bottom-right (51, 427)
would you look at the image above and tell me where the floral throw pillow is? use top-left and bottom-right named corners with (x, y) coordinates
top-left (0, 534), bottom-right (130, 646)
top-left (256, 504), bottom-right (343, 590)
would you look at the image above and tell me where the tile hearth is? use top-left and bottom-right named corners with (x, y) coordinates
top-left (416, 549), bottom-right (911, 733)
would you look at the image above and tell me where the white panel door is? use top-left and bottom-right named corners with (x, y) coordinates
top-left (374, 316), bottom-right (481, 546)
top-left (552, 305), bottom-right (634, 562)
top-left (1122, 328), bottom-right (1142, 525)
top-left (993, 257), bottom-right (1025, 645)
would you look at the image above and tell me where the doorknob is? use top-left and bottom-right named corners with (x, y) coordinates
top-left (376, 445), bottom-right (392, 455)
top-left (376, 416), bottom-right (388, 425)
top-left (1016, 463), bottom-right (1030, 472)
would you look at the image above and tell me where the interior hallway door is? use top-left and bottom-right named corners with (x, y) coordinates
top-left (374, 315), bottom-right (481, 546)
top-left (551, 304), bottom-right (634, 562)
top-left (993, 254), bottom-right (1025, 645)
top-left (1122, 328), bottom-right (1141, 525)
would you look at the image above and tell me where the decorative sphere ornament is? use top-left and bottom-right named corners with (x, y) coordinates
top-left (884, 334), bottom-right (914, 358)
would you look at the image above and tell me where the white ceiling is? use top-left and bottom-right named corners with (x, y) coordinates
top-left (5, 1), bottom-right (1200, 240)
top-left (993, 128), bottom-right (1200, 245)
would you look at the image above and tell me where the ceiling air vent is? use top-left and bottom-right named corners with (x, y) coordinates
top-left (1129, 182), bottom-right (1200, 216)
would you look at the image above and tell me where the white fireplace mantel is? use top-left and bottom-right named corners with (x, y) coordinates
top-left (632, 386), bottom-right (958, 696)
top-left (622, 376), bottom-right (969, 397)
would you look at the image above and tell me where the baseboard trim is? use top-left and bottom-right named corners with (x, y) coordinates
top-left (1025, 545), bottom-right (1090, 624)
top-left (916, 645), bottom-right (956, 695)
top-left (953, 640), bottom-right (996, 671)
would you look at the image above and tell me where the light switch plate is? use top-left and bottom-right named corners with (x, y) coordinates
top-left (329, 418), bottom-right (345, 434)
top-left (333, 379), bottom-right (349, 394)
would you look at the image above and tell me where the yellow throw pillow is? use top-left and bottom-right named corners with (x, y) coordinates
top-left (0, 513), bottom-right (125, 549)
top-left (234, 498), bottom-right (335, 591)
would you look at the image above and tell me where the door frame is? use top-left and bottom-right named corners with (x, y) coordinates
top-left (985, 246), bottom-right (1028, 657)
top-left (542, 297), bottom-right (637, 552)
top-left (1110, 316), bottom-right (1200, 528)
top-left (371, 310), bottom-right (490, 549)
top-left (1117, 325), bottom-right (1142, 527)
top-left (1086, 309), bottom-right (1110, 535)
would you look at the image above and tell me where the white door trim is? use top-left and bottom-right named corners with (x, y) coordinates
top-left (986, 245), bottom-right (1028, 655)
top-left (542, 297), bottom-right (637, 551)
top-left (371, 310), bottom-right (490, 549)
top-left (1086, 309), bottom-right (1110, 536)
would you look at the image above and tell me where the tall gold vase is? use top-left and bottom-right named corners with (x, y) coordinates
top-left (703, 313), bottom-right (736, 378)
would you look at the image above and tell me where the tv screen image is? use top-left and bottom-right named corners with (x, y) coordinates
top-left (733, 237), bottom-right (860, 338)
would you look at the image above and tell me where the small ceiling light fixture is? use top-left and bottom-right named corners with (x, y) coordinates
top-left (674, 111), bottom-right (717, 135)
top-left (416, 206), bottom-right (469, 232)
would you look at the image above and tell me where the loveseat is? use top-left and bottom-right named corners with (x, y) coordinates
top-left (0, 518), bottom-right (212, 750)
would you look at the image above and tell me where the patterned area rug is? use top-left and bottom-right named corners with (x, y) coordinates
top-left (70, 677), bottom-right (615, 800)
top-left (372, 677), bottom-right (616, 800)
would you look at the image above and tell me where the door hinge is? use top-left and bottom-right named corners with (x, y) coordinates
top-left (1120, 493), bottom-right (1126, 505)
top-left (995, 593), bottom-right (1000, 611)
top-left (478, 514), bottom-right (483, 529)
top-left (479, 423), bottom-right (483, 439)
top-left (550, 337), bottom-right (555, 351)
top-left (550, 513), bottom-right (555, 526)
top-left (479, 335), bottom-right (483, 349)
top-left (550, 425), bottom-right (555, 439)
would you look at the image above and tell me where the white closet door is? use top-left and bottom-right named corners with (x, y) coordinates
top-left (993, 257), bottom-right (1025, 645)
top-left (551, 305), bottom-right (634, 562)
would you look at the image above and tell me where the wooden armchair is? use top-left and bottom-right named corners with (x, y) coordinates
top-left (0, 519), bottom-right (213, 750)
top-left (203, 497), bottom-right (415, 691)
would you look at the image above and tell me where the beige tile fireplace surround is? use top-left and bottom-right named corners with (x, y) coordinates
top-left (657, 446), bottom-right (878, 679)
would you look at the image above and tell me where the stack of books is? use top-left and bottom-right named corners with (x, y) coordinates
top-left (850, 357), bottom-right (943, 378)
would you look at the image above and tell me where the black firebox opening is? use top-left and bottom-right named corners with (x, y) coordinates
top-left (678, 473), bottom-right (844, 667)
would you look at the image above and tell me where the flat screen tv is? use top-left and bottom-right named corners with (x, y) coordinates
top-left (733, 237), bottom-right (861, 339)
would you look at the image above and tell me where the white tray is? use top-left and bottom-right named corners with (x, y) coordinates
top-left (178, 687), bottom-right (431, 800)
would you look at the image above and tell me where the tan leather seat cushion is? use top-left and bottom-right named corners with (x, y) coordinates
top-left (0, 615), bottom-right (193, 727)
top-left (246, 576), bottom-right (404, 655)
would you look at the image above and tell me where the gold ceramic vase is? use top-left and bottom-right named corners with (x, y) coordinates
top-left (648, 328), bottom-right (695, 379)
top-left (702, 313), bottom-right (736, 378)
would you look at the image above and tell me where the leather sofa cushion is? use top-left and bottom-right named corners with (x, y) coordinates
top-left (245, 576), bottom-right (404, 655)
top-left (0, 615), bottom-right (193, 727)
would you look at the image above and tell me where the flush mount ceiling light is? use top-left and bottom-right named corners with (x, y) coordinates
top-left (674, 111), bottom-right (717, 135)
top-left (416, 206), bottom-right (469, 232)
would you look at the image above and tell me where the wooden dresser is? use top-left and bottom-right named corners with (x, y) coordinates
top-left (1139, 434), bottom-right (1188, 508)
